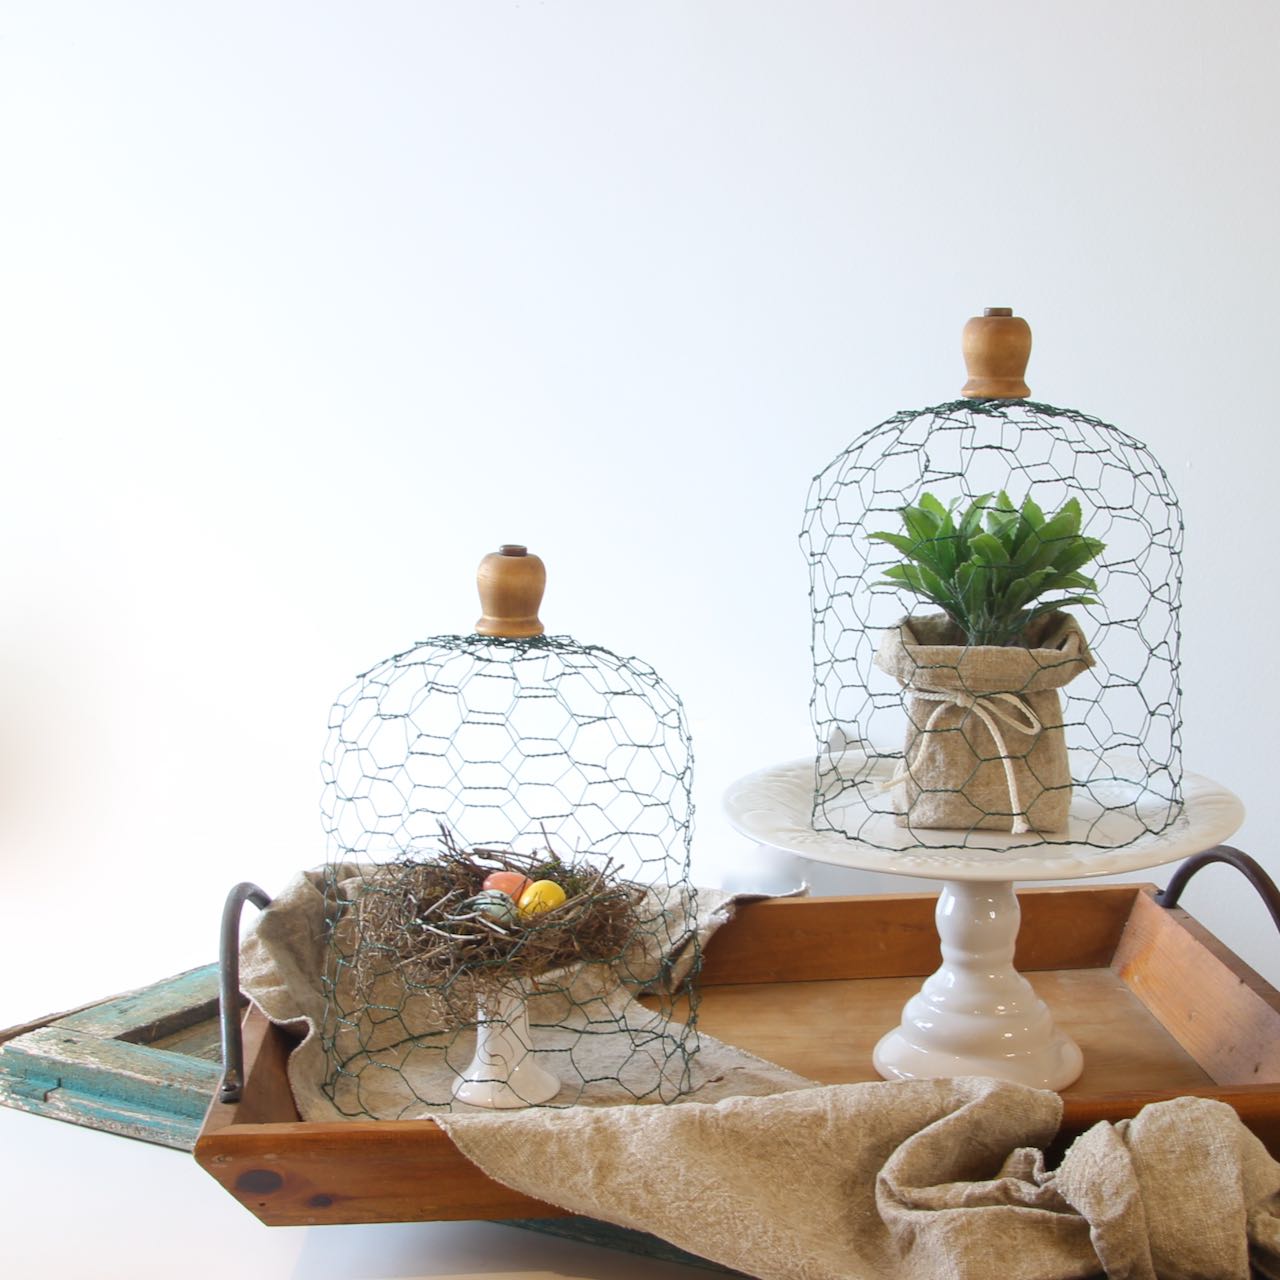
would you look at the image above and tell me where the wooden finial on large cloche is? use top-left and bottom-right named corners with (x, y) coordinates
top-left (475, 544), bottom-right (546, 637)
top-left (962, 307), bottom-right (1032, 399)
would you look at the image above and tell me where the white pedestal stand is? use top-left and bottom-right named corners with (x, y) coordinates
top-left (873, 879), bottom-right (1082, 1088)
top-left (451, 985), bottom-right (560, 1109)
top-left (724, 755), bottom-right (1244, 1087)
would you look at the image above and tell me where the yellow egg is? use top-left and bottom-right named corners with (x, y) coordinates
top-left (518, 879), bottom-right (567, 918)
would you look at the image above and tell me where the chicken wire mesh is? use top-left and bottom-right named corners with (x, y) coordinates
top-left (801, 397), bottom-right (1183, 850)
top-left (318, 630), bottom-right (699, 1115)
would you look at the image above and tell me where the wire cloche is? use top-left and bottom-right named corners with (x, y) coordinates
top-left (801, 309), bottom-right (1183, 851)
top-left (319, 545), bottom-right (699, 1114)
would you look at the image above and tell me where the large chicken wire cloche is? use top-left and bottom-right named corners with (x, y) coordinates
top-left (801, 310), bottom-right (1183, 851)
top-left (318, 545), bottom-right (699, 1114)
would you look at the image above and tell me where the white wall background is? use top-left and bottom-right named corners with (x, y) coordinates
top-left (3, 2), bottom-right (1279, 1022)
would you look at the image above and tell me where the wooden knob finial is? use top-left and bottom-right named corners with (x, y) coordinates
top-left (475, 545), bottom-right (546, 637)
top-left (961, 307), bottom-right (1032, 399)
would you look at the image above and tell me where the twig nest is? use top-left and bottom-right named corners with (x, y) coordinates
top-left (346, 829), bottom-right (644, 1024)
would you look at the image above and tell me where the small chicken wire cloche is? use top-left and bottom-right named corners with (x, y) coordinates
top-left (801, 309), bottom-right (1182, 850)
top-left (319, 545), bottom-right (699, 1113)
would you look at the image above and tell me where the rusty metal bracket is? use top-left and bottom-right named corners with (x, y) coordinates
top-left (218, 882), bottom-right (272, 1103)
top-left (1156, 845), bottom-right (1280, 937)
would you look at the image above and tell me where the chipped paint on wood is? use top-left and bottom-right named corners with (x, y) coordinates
top-left (0, 964), bottom-right (222, 1150)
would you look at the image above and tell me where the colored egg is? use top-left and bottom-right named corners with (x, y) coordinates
top-left (482, 871), bottom-right (533, 900)
top-left (465, 891), bottom-right (519, 924)
top-left (517, 879), bottom-right (567, 918)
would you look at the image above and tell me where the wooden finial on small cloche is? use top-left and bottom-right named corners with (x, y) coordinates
top-left (961, 307), bottom-right (1032, 399)
top-left (475, 544), bottom-right (546, 637)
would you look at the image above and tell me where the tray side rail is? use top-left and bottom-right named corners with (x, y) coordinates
top-left (698, 884), bottom-right (1143, 986)
top-left (196, 1007), bottom-right (568, 1226)
top-left (1113, 868), bottom-right (1280, 1088)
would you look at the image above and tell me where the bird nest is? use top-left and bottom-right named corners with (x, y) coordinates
top-left (338, 830), bottom-right (646, 1021)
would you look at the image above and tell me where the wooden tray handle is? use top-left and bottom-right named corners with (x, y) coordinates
top-left (1156, 845), bottom-right (1280, 936)
top-left (218, 882), bottom-right (273, 1103)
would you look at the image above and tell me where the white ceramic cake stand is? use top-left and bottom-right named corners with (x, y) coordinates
top-left (452, 984), bottom-right (560, 1109)
top-left (723, 753), bottom-right (1244, 1090)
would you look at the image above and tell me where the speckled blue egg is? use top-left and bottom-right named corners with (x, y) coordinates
top-left (465, 890), bottom-right (519, 924)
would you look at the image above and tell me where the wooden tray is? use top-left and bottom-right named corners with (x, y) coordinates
top-left (194, 882), bottom-right (1280, 1226)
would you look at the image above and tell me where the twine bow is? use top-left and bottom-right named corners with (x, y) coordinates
top-left (882, 690), bottom-right (1043, 835)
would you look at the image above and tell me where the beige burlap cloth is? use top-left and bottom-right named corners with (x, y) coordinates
top-left (441, 1079), bottom-right (1280, 1280)
top-left (874, 611), bottom-right (1094, 833)
top-left (242, 872), bottom-right (1280, 1278)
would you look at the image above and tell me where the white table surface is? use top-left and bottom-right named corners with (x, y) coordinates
top-left (0, 1102), bottom-right (714, 1280)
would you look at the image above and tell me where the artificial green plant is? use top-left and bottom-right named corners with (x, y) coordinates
top-left (870, 491), bottom-right (1105, 647)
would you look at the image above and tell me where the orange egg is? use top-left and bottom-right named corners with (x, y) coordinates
top-left (483, 871), bottom-right (533, 900)
top-left (517, 879), bottom-right (567, 918)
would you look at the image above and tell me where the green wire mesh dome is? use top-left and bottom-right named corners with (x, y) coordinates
top-left (318, 547), bottom-right (699, 1115)
top-left (800, 312), bottom-right (1183, 850)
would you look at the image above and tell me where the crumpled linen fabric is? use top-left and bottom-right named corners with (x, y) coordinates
top-left (439, 1079), bottom-right (1280, 1280)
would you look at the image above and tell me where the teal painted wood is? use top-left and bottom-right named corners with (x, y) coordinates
top-left (58, 965), bottom-right (220, 1041)
top-left (0, 964), bottom-right (222, 1151)
top-left (5, 1027), bottom-right (221, 1119)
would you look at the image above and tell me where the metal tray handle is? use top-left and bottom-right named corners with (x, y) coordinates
top-left (218, 881), bottom-right (272, 1103)
top-left (1156, 844), bottom-right (1280, 937)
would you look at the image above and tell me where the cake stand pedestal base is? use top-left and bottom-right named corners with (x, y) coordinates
top-left (724, 756), bottom-right (1245, 1090)
top-left (452, 986), bottom-right (560, 1109)
top-left (872, 879), bottom-right (1083, 1090)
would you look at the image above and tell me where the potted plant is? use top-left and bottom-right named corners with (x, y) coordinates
top-left (870, 491), bottom-right (1103, 833)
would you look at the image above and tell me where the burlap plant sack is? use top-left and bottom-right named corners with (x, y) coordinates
top-left (873, 611), bottom-right (1094, 833)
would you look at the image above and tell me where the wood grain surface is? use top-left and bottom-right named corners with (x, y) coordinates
top-left (193, 883), bottom-right (1280, 1225)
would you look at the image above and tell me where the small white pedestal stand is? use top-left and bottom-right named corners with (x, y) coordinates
top-left (724, 754), bottom-right (1243, 1090)
top-left (451, 984), bottom-right (560, 1109)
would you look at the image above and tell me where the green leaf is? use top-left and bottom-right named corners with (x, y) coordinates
top-left (883, 563), bottom-right (958, 610)
top-left (958, 494), bottom-right (992, 543)
top-left (1039, 570), bottom-right (1099, 593)
top-left (1020, 511), bottom-right (1081, 573)
top-left (1020, 595), bottom-right (1098, 624)
top-left (902, 505), bottom-right (957, 576)
top-left (869, 530), bottom-right (954, 579)
top-left (984, 490), bottom-right (1019, 539)
top-left (1003, 570), bottom-right (1056, 613)
top-left (901, 505), bottom-right (941, 541)
top-left (917, 492), bottom-right (950, 527)
top-left (1009, 494), bottom-right (1045, 555)
top-left (969, 531), bottom-right (1011, 565)
top-left (869, 489), bottom-right (1106, 646)
top-left (961, 560), bottom-right (990, 625)
top-left (869, 530), bottom-right (924, 558)
top-left (1041, 537), bottom-right (1106, 579)
top-left (1057, 497), bottom-right (1083, 536)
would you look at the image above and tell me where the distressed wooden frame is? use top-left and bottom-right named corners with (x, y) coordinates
top-left (0, 965), bottom-right (224, 1150)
